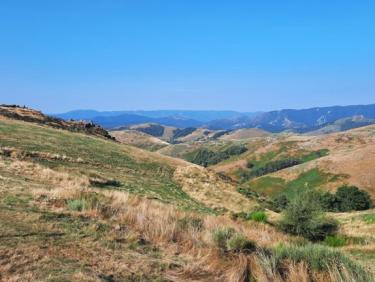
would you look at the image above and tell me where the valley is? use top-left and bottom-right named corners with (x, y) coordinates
top-left (0, 105), bottom-right (374, 281)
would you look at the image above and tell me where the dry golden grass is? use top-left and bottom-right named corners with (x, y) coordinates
top-left (1, 148), bottom-right (374, 281)
top-left (219, 128), bottom-right (271, 141)
top-left (11, 160), bottom-right (366, 281)
top-left (174, 165), bottom-right (258, 212)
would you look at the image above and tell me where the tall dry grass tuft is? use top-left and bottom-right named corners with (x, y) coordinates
top-left (326, 263), bottom-right (372, 282)
top-left (225, 254), bottom-right (251, 282)
top-left (286, 261), bottom-right (310, 282)
top-left (251, 251), bottom-right (283, 282)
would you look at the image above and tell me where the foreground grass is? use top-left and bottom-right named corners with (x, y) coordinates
top-left (0, 176), bottom-right (174, 281)
top-left (1, 118), bottom-right (374, 281)
top-left (1, 156), bottom-right (373, 281)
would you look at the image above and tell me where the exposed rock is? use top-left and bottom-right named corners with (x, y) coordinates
top-left (0, 105), bottom-right (114, 140)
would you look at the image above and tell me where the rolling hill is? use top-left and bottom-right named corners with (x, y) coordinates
top-left (110, 129), bottom-right (169, 151)
top-left (210, 125), bottom-right (375, 201)
top-left (0, 113), bottom-right (256, 213)
top-left (1, 106), bottom-right (375, 281)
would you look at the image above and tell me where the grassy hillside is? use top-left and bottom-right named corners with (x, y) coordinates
top-left (219, 128), bottom-right (271, 141)
top-left (212, 126), bottom-right (375, 201)
top-left (1, 115), bottom-right (375, 281)
top-left (0, 117), bottom-right (257, 213)
top-left (0, 117), bottom-right (209, 212)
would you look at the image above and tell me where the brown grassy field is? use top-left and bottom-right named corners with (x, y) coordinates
top-left (1, 156), bottom-right (373, 281)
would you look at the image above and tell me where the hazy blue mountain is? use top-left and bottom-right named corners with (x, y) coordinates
top-left (53, 110), bottom-right (128, 120)
top-left (54, 110), bottom-right (256, 123)
top-left (306, 116), bottom-right (375, 135)
top-left (125, 110), bottom-right (254, 122)
top-left (53, 110), bottom-right (257, 129)
top-left (248, 104), bottom-right (375, 133)
top-left (89, 114), bottom-right (202, 129)
top-left (206, 104), bottom-right (375, 132)
top-left (91, 114), bottom-right (154, 128)
top-left (206, 116), bottom-right (253, 130)
top-left (53, 104), bottom-right (375, 132)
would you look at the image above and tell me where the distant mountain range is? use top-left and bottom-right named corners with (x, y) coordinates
top-left (246, 104), bottom-right (375, 133)
top-left (53, 104), bottom-right (375, 133)
top-left (53, 110), bottom-right (258, 129)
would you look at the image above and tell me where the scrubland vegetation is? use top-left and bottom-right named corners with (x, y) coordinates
top-left (1, 162), bottom-right (372, 281)
top-left (239, 149), bottom-right (329, 182)
top-left (185, 144), bottom-right (248, 166)
top-left (0, 115), bottom-right (374, 281)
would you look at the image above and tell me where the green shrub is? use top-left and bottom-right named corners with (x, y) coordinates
top-left (272, 186), bottom-right (372, 213)
top-left (335, 185), bottom-right (372, 211)
top-left (324, 235), bottom-right (347, 247)
top-left (279, 191), bottom-right (338, 241)
top-left (212, 227), bottom-right (235, 251)
top-left (227, 234), bottom-right (255, 253)
top-left (66, 192), bottom-right (113, 217)
top-left (223, 144), bottom-right (248, 156)
top-left (185, 144), bottom-right (247, 167)
top-left (212, 228), bottom-right (255, 253)
top-left (271, 194), bottom-right (289, 211)
top-left (316, 191), bottom-right (339, 211)
top-left (89, 178), bottom-right (121, 188)
top-left (362, 213), bottom-right (375, 224)
top-left (276, 187), bottom-right (372, 213)
top-left (67, 199), bottom-right (86, 211)
top-left (273, 243), bottom-right (371, 281)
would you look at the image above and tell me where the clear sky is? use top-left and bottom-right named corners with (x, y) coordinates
top-left (1, 1), bottom-right (374, 113)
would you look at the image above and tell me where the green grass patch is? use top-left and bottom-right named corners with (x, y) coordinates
top-left (247, 211), bottom-right (268, 222)
top-left (240, 148), bottom-right (329, 183)
top-left (282, 169), bottom-right (334, 198)
top-left (361, 213), bottom-right (375, 224)
top-left (67, 199), bottom-right (86, 211)
top-left (245, 168), bottom-right (341, 199)
top-left (324, 235), bottom-right (347, 247)
top-left (300, 149), bottom-right (329, 162)
top-left (2, 194), bottom-right (31, 207)
top-left (244, 176), bottom-right (286, 197)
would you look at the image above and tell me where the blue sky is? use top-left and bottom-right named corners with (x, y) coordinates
top-left (1, 1), bottom-right (374, 112)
